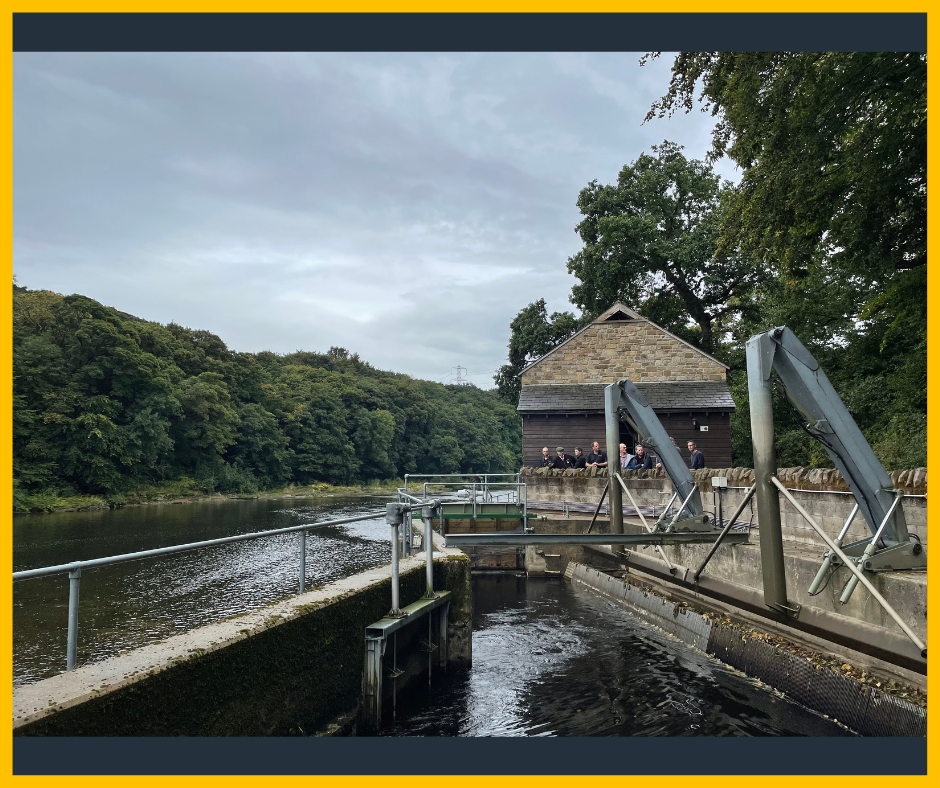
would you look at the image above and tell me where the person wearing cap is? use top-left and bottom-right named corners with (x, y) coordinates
top-left (550, 446), bottom-right (574, 470)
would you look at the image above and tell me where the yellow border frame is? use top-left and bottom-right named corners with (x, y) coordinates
top-left (2, 5), bottom-right (933, 782)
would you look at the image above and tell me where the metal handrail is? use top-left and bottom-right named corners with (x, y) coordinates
top-left (13, 510), bottom-right (387, 671)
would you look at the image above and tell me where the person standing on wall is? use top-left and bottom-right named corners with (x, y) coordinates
top-left (688, 441), bottom-right (705, 469)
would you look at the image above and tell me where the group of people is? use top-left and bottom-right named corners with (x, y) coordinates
top-left (538, 439), bottom-right (705, 470)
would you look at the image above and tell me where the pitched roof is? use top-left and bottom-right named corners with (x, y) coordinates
top-left (517, 381), bottom-right (736, 413)
top-left (519, 301), bottom-right (729, 375)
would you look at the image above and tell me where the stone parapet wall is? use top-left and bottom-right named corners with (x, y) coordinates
top-left (521, 466), bottom-right (928, 550)
top-left (520, 321), bottom-right (725, 385)
top-left (520, 464), bottom-right (927, 495)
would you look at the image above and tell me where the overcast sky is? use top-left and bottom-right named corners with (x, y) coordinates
top-left (13, 52), bottom-right (736, 386)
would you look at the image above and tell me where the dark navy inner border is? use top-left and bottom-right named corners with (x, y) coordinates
top-left (12, 737), bottom-right (929, 775)
top-left (12, 13), bottom-right (927, 52)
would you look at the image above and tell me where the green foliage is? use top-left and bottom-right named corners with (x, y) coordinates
top-left (12, 286), bottom-right (523, 506)
top-left (645, 52), bottom-right (926, 279)
top-left (495, 53), bottom-right (925, 469)
top-left (566, 141), bottom-right (763, 354)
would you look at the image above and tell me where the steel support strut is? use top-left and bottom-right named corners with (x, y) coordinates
top-left (746, 333), bottom-right (799, 617)
top-left (693, 484), bottom-right (757, 581)
top-left (604, 385), bottom-right (623, 534)
top-left (772, 477), bottom-right (926, 658)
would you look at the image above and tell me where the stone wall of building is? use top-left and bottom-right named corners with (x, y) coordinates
top-left (520, 321), bottom-right (726, 385)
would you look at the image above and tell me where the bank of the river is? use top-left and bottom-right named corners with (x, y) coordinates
top-left (13, 480), bottom-right (402, 515)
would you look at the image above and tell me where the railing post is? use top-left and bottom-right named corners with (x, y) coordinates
top-left (298, 529), bottom-right (306, 594)
top-left (386, 503), bottom-right (407, 616)
top-left (422, 501), bottom-right (439, 597)
top-left (66, 567), bottom-right (81, 671)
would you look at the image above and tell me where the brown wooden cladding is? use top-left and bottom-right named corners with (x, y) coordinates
top-left (522, 410), bottom-right (734, 469)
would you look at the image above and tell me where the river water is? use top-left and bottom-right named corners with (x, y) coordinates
top-left (383, 574), bottom-right (853, 737)
top-left (14, 497), bottom-right (851, 736)
top-left (12, 495), bottom-right (392, 687)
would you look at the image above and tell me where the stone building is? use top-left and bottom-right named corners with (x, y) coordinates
top-left (517, 303), bottom-right (735, 468)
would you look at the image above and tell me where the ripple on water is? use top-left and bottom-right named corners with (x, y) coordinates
top-left (383, 575), bottom-right (857, 738)
top-left (13, 496), bottom-right (391, 686)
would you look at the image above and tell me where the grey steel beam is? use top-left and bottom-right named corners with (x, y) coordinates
top-left (754, 327), bottom-right (910, 544)
top-left (444, 532), bottom-right (749, 547)
top-left (746, 331), bottom-right (798, 617)
top-left (604, 384), bottom-right (623, 534)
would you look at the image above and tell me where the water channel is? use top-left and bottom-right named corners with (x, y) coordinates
top-left (14, 495), bottom-right (851, 736)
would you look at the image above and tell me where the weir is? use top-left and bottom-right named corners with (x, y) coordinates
top-left (10, 327), bottom-right (929, 739)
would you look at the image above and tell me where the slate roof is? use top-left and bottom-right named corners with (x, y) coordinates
top-left (517, 382), bottom-right (735, 413)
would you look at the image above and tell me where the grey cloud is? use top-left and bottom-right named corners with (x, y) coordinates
top-left (13, 52), bottom-right (731, 383)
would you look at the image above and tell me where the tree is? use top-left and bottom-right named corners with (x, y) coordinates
top-left (643, 53), bottom-right (926, 467)
top-left (566, 142), bottom-right (761, 354)
top-left (643, 53), bottom-right (926, 280)
top-left (494, 299), bottom-right (585, 404)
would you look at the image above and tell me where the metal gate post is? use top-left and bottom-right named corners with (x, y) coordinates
top-left (438, 600), bottom-right (450, 671)
top-left (66, 568), bottom-right (81, 671)
top-left (746, 334), bottom-right (799, 617)
top-left (605, 383), bottom-right (624, 534)
top-left (363, 635), bottom-right (386, 730)
top-left (386, 503), bottom-right (407, 616)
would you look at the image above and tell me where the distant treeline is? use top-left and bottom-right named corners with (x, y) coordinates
top-left (12, 284), bottom-right (521, 506)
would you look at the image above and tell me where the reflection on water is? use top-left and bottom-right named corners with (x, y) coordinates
top-left (384, 574), bottom-right (854, 737)
top-left (13, 496), bottom-right (391, 687)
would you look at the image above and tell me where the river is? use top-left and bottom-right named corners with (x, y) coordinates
top-left (12, 495), bottom-right (392, 687)
top-left (14, 497), bottom-right (851, 736)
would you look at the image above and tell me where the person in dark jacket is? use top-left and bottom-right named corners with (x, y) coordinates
top-left (539, 447), bottom-right (552, 467)
top-left (572, 447), bottom-right (587, 469)
top-left (626, 444), bottom-right (653, 470)
top-left (586, 441), bottom-right (607, 467)
top-left (550, 446), bottom-right (573, 470)
top-left (688, 441), bottom-right (705, 469)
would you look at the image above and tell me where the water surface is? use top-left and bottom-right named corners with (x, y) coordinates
top-left (13, 495), bottom-right (391, 686)
top-left (384, 574), bottom-right (854, 737)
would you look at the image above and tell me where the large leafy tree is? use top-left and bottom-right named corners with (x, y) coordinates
top-left (566, 141), bottom-right (761, 355)
top-left (642, 52), bottom-right (926, 468)
top-left (643, 52), bottom-right (926, 280)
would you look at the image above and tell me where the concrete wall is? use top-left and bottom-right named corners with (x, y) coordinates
top-left (13, 550), bottom-right (471, 736)
top-left (520, 320), bottom-right (726, 385)
top-left (521, 468), bottom-right (928, 643)
top-left (521, 466), bottom-right (928, 548)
